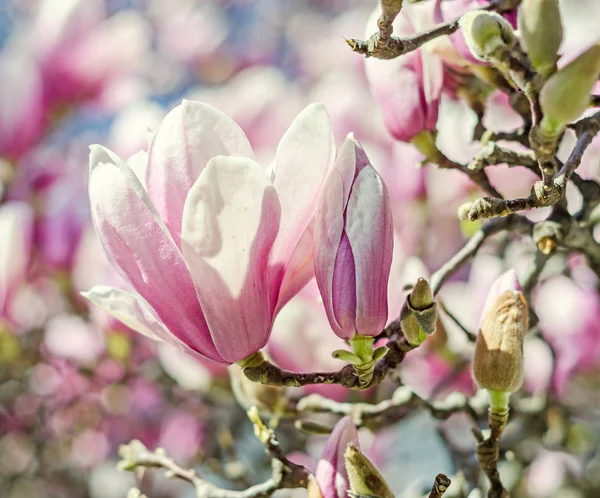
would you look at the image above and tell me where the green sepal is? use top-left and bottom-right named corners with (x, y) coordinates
top-left (332, 350), bottom-right (363, 365)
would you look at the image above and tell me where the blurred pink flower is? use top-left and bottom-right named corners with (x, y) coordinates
top-left (0, 45), bottom-right (44, 159)
top-left (30, 0), bottom-right (150, 105)
top-left (314, 135), bottom-right (393, 340)
top-left (535, 275), bottom-right (600, 395)
top-left (0, 202), bottom-right (34, 319)
top-left (158, 411), bottom-right (203, 463)
top-left (364, 4), bottom-right (444, 143)
top-left (84, 100), bottom-right (335, 364)
top-left (315, 416), bottom-right (359, 498)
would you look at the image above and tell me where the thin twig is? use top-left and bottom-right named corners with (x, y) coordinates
top-left (430, 215), bottom-right (533, 295)
top-left (438, 300), bottom-right (476, 342)
top-left (295, 386), bottom-right (480, 429)
top-left (118, 411), bottom-right (311, 498)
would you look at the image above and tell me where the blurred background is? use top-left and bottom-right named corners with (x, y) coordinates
top-left (1, 0), bottom-right (600, 497)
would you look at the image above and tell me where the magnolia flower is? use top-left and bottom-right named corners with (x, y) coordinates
top-left (314, 135), bottom-right (393, 341)
top-left (314, 416), bottom-right (358, 498)
top-left (0, 202), bottom-right (34, 318)
top-left (364, 3), bottom-right (444, 143)
top-left (84, 100), bottom-right (335, 364)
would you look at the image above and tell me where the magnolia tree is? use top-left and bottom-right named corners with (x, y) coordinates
top-left (2, 0), bottom-right (600, 497)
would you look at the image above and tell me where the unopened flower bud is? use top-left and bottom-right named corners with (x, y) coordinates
top-left (473, 270), bottom-right (528, 393)
top-left (540, 42), bottom-right (600, 135)
top-left (316, 417), bottom-right (359, 498)
top-left (344, 444), bottom-right (394, 498)
top-left (518, 0), bottom-right (563, 77)
top-left (459, 10), bottom-right (517, 62)
top-left (400, 278), bottom-right (437, 346)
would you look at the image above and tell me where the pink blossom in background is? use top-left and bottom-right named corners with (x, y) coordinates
top-left (84, 100), bottom-right (336, 364)
top-left (0, 45), bottom-right (44, 160)
top-left (535, 276), bottom-right (600, 395)
top-left (364, 3), bottom-right (444, 143)
top-left (0, 202), bottom-right (34, 320)
top-left (314, 135), bottom-right (393, 340)
top-left (29, 0), bottom-right (150, 105)
top-left (315, 416), bottom-right (358, 498)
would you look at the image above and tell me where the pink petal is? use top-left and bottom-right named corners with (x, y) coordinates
top-left (420, 48), bottom-right (445, 130)
top-left (331, 233), bottom-right (357, 337)
top-left (271, 103), bottom-right (335, 306)
top-left (345, 162), bottom-right (393, 337)
top-left (82, 285), bottom-right (215, 362)
top-left (275, 224), bottom-right (315, 313)
top-left (146, 100), bottom-right (254, 246)
top-left (315, 416), bottom-right (359, 498)
top-left (181, 155), bottom-right (281, 363)
top-left (88, 145), bottom-right (221, 361)
top-left (0, 202), bottom-right (34, 314)
top-left (314, 168), bottom-right (346, 338)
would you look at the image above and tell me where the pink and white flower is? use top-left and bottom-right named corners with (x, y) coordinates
top-left (84, 100), bottom-right (335, 364)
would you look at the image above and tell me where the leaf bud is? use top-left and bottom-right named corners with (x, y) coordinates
top-left (540, 42), bottom-right (600, 135)
top-left (518, 0), bottom-right (563, 77)
top-left (459, 10), bottom-right (517, 62)
top-left (344, 444), bottom-right (394, 498)
top-left (400, 278), bottom-right (437, 346)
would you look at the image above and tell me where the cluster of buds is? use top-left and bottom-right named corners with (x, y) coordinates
top-left (459, 1), bottom-right (600, 142)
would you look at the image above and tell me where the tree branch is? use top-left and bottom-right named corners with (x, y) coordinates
top-left (295, 385), bottom-right (480, 429)
top-left (430, 215), bottom-right (533, 295)
top-left (118, 409), bottom-right (311, 498)
top-left (239, 337), bottom-right (416, 390)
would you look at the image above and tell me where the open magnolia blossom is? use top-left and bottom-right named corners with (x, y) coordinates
top-left (83, 100), bottom-right (336, 364)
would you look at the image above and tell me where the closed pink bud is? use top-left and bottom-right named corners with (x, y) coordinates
top-left (364, 5), bottom-right (444, 143)
top-left (315, 416), bottom-right (359, 498)
top-left (314, 135), bottom-right (394, 340)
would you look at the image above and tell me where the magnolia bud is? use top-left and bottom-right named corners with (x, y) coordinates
top-left (518, 0), bottom-right (563, 77)
top-left (459, 10), bottom-right (517, 62)
top-left (540, 42), bottom-right (600, 135)
top-left (344, 444), bottom-right (394, 498)
top-left (400, 278), bottom-right (437, 346)
top-left (473, 286), bottom-right (528, 393)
